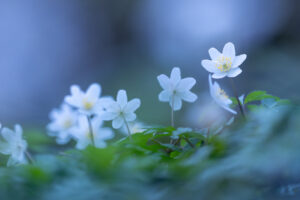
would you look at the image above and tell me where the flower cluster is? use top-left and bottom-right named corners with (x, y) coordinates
top-left (0, 42), bottom-right (247, 167)
top-left (0, 124), bottom-right (28, 166)
top-left (48, 83), bottom-right (141, 149)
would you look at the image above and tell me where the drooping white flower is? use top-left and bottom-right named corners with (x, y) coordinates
top-left (121, 121), bottom-right (146, 135)
top-left (70, 116), bottom-right (114, 150)
top-left (0, 125), bottom-right (28, 166)
top-left (202, 42), bottom-right (247, 79)
top-left (157, 67), bottom-right (197, 111)
top-left (209, 75), bottom-right (237, 114)
top-left (64, 83), bottom-right (110, 116)
top-left (47, 104), bottom-right (78, 144)
top-left (102, 90), bottom-right (141, 129)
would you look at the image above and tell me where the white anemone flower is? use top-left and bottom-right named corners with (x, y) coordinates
top-left (47, 104), bottom-right (78, 144)
top-left (157, 67), bottom-right (197, 111)
top-left (64, 83), bottom-right (110, 116)
top-left (102, 90), bottom-right (141, 130)
top-left (209, 75), bottom-right (237, 115)
top-left (202, 42), bottom-right (247, 79)
top-left (0, 125), bottom-right (28, 166)
top-left (71, 116), bottom-right (114, 150)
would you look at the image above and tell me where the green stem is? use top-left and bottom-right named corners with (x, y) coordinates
top-left (229, 78), bottom-right (246, 119)
top-left (87, 115), bottom-right (95, 146)
top-left (171, 95), bottom-right (175, 127)
top-left (123, 118), bottom-right (132, 141)
top-left (25, 150), bottom-right (35, 165)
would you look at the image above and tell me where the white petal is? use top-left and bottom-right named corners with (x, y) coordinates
top-left (124, 113), bottom-right (136, 122)
top-left (227, 68), bottom-right (242, 78)
top-left (170, 67), bottom-right (181, 83)
top-left (75, 139), bottom-right (89, 150)
top-left (96, 128), bottom-right (114, 140)
top-left (117, 90), bottom-right (128, 108)
top-left (221, 104), bottom-right (237, 115)
top-left (159, 90), bottom-right (170, 102)
top-left (180, 91), bottom-right (198, 102)
top-left (14, 124), bottom-right (23, 138)
top-left (232, 54), bottom-right (247, 68)
top-left (1, 128), bottom-right (16, 143)
top-left (157, 74), bottom-right (171, 90)
top-left (170, 96), bottom-right (182, 111)
top-left (201, 60), bottom-right (218, 73)
top-left (101, 112), bottom-right (119, 121)
top-left (70, 85), bottom-right (81, 96)
top-left (86, 83), bottom-right (101, 99)
top-left (112, 116), bottom-right (124, 129)
top-left (212, 73), bottom-right (226, 79)
top-left (177, 78), bottom-right (196, 92)
top-left (239, 94), bottom-right (245, 105)
top-left (124, 98), bottom-right (141, 113)
top-left (223, 42), bottom-right (235, 59)
top-left (208, 47), bottom-right (221, 60)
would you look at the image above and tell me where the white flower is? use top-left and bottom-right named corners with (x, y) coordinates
top-left (157, 67), bottom-right (197, 111)
top-left (209, 75), bottom-right (237, 114)
top-left (71, 116), bottom-right (114, 150)
top-left (102, 90), bottom-right (141, 129)
top-left (202, 42), bottom-right (247, 79)
top-left (64, 83), bottom-right (110, 116)
top-left (0, 125), bottom-right (27, 166)
top-left (121, 121), bottom-right (146, 135)
top-left (47, 104), bottom-right (78, 144)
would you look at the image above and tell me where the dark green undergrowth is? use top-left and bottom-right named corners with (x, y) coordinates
top-left (0, 94), bottom-right (300, 200)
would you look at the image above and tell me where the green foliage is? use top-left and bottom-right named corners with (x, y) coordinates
top-left (0, 100), bottom-right (300, 199)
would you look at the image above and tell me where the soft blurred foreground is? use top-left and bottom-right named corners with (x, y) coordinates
top-left (0, 101), bottom-right (300, 199)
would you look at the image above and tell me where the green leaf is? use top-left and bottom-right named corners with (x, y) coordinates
top-left (244, 90), bottom-right (280, 104)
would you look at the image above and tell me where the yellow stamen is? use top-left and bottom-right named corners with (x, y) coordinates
top-left (218, 88), bottom-right (229, 99)
top-left (216, 56), bottom-right (232, 72)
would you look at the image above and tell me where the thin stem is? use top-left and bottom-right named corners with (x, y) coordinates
top-left (229, 78), bottom-right (246, 119)
top-left (123, 118), bottom-right (132, 141)
top-left (183, 136), bottom-right (195, 148)
top-left (171, 95), bottom-right (175, 127)
top-left (87, 115), bottom-right (95, 146)
top-left (25, 150), bottom-right (35, 165)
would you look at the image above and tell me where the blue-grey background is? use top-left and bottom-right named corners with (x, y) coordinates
top-left (0, 0), bottom-right (299, 128)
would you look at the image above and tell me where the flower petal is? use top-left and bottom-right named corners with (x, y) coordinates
top-left (112, 116), bottom-right (124, 129)
top-left (180, 91), bottom-right (198, 102)
top-left (101, 112), bottom-right (119, 121)
top-left (124, 98), bottom-right (141, 113)
top-left (177, 78), bottom-right (196, 92)
top-left (117, 90), bottom-right (128, 108)
top-left (124, 113), bottom-right (137, 122)
top-left (227, 68), bottom-right (242, 78)
top-left (158, 90), bottom-right (170, 102)
top-left (208, 47), bottom-right (221, 60)
top-left (170, 67), bottom-right (181, 84)
top-left (170, 96), bottom-right (182, 111)
top-left (232, 54), bottom-right (247, 68)
top-left (201, 60), bottom-right (218, 73)
top-left (157, 74), bottom-right (170, 90)
top-left (223, 42), bottom-right (235, 59)
top-left (86, 83), bottom-right (101, 99)
top-left (221, 104), bottom-right (237, 115)
top-left (212, 73), bottom-right (226, 79)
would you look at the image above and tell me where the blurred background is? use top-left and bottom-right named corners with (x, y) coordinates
top-left (0, 0), bottom-right (299, 128)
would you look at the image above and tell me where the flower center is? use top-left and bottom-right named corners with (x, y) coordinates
top-left (63, 119), bottom-right (72, 129)
top-left (217, 88), bottom-right (229, 99)
top-left (216, 56), bottom-right (232, 72)
top-left (83, 99), bottom-right (94, 110)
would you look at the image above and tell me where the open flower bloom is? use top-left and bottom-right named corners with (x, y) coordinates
top-left (0, 125), bottom-right (27, 166)
top-left (209, 75), bottom-right (237, 114)
top-left (70, 116), bottom-right (114, 149)
top-left (202, 42), bottom-right (247, 79)
top-left (102, 90), bottom-right (141, 129)
top-left (157, 67), bottom-right (197, 111)
top-left (47, 104), bottom-right (78, 144)
top-left (64, 83), bottom-right (111, 116)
